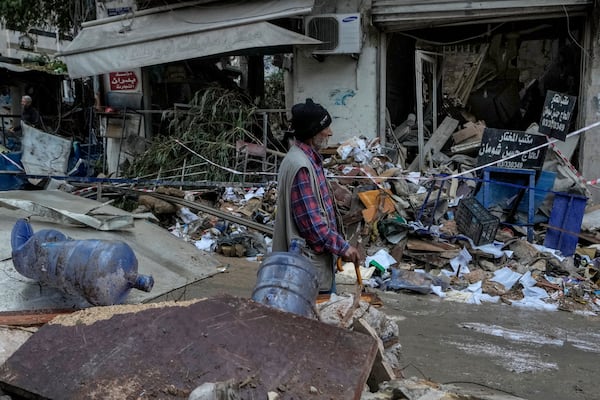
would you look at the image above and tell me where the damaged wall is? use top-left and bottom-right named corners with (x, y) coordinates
top-left (580, 5), bottom-right (600, 204)
top-left (292, 0), bottom-right (596, 170)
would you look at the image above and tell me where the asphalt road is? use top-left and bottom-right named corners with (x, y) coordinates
top-left (377, 291), bottom-right (599, 400)
top-left (152, 254), bottom-right (600, 400)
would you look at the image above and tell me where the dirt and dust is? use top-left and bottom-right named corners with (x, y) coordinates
top-left (49, 299), bottom-right (201, 326)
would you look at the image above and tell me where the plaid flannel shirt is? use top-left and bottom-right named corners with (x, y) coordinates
top-left (290, 142), bottom-right (349, 256)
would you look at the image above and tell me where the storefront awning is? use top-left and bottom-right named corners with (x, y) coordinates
top-left (372, 0), bottom-right (593, 31)
top-left (0, 62), bottom-right (30, 73)
top-left (59, 0), bottom-right (319, 78)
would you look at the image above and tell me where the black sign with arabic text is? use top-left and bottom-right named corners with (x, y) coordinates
top-left (476, 128), bottom-right (547, 170)
top-left (539, 90), bottom-right (577, 141)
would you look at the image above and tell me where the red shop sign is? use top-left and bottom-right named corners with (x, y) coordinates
top-left (109, 71), bottom-right (139, 91)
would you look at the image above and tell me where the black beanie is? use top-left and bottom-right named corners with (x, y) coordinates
top-left (291, 98), bottom-right (332, 141)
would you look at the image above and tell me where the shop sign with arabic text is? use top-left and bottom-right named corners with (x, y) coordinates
top-left (109, 71), bottom-right (139, 91)
top-left (476, 128), bottom-right (547, 170)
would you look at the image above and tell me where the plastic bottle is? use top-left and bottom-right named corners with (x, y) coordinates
top-left (251, 237), bottom-right (319, 318)
top-left (11, 218), bottom-right (154, 306)
top-left (288, 237), bottom-right (305, 254)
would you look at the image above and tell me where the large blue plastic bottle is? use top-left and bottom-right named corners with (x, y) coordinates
top-left (11, 219), bottom-right (154, 306)
top-left (251, 238), bottom-right (319, 318)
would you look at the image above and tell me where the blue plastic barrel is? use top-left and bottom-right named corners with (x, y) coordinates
top-left (252, 239), bottom-right (319, 319)
top-left (543, 193), bottom-right (587, 257)
top-left (11, 219), bottom-right (154, 306)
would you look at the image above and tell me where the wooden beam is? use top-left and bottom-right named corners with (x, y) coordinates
top-left (353, 318), bottom-right (397, 392)
top-left (409, 116), bottom-right (459, 171)
top-left (0, 309), bottom-right (76, 327)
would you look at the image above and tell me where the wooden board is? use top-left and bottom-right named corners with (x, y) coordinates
top-left (0, 295), bottom-right (378, 400)
top-left (408, 116), bottom-right (459, 171)
top-left (0, 309), bottom-right (75, 327)
top-left (407, 239), bottom-right (458, 252)
top-left (353, 318), bottom-right (396, 391)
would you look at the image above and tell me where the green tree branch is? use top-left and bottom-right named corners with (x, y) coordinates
top-left (0, 0), bottom-right (95, 36)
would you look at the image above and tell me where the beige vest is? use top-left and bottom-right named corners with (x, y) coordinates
top-left (273, 145), bottom-right (334, 291)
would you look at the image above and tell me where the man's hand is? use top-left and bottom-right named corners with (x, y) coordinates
top-left (342, 245), bottom-right (361, 268)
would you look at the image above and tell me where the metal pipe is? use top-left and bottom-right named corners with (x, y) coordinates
top-left (140, 191), bottom-right (274, 235)
top-left (378, 31), bottom-right (387, 145)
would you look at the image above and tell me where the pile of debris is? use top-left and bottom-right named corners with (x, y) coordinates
top-left (98, 130), bottom-right (600, 316)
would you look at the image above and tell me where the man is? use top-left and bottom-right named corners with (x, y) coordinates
top-left (273, 98), bottom-right (360, 293)
top-left (9, 95), bottom-right (41, 134)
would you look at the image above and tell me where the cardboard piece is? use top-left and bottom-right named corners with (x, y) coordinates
top-left (452, 121), bottom-right (486, 144)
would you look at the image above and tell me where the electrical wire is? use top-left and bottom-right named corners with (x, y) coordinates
top-left (156, 119), bottom-right (600, 187)
top-left (562, 5), bottom-right (592, 60)
top-left (398, 23), bottom-right (506, 46)
top-left (444, 120), bottom-right (600, 181)
top-left (175, 138), bottom-right (277, 177)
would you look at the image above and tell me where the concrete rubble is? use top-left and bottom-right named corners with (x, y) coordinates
top-left (101, 130), bottom-right (600, 317)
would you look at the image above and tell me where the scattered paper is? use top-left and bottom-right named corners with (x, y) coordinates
top-left (449, 247), bottom-right (472, 276)
top-left (491, 266), bottom-right (522, 290)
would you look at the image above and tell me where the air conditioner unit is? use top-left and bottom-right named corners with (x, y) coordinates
top-left (305, 13), bottom-right (362, 54)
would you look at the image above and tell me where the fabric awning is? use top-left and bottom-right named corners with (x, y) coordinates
top-left (0, 61), bottom-right (30, 73)
top-left (372, 0), bottom-right (593, 31)
top-left (59, 0), bottom-right (318, 78)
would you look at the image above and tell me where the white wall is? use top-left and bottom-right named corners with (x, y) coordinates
top-left (1, 29), bottom-right (67, 59)
top-left (290, 0), bottom-right (380, 144)
top-left (292, 46), bottom-right (379, 144)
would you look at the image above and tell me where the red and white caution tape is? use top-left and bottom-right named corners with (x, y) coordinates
top-left (586, 177), bottom-right (600, 186)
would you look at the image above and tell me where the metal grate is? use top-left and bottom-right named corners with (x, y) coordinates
top-left (307, 17), bottom-right (339, 51)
